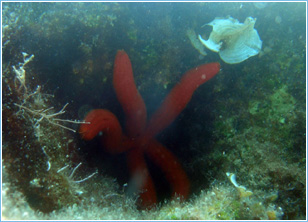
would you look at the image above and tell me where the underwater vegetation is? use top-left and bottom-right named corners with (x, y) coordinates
top-left (2, 2), bottom-right (306, 220)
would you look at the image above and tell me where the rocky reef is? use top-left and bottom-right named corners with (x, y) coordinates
top-left (2, 2), bottom-right (306, 220)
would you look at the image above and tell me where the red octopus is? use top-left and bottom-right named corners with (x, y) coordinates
top-left (79, 50), bottom-right (220, 209)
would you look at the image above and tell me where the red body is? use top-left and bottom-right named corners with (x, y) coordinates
top-left (79, 50), bottom-right (220, 209)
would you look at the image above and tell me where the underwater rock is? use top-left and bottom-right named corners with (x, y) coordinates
top-left (198, 17), bottom-right (262, 64)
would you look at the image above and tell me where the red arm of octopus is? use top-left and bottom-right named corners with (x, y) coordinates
top-left (113, 50), bottom-right (147, 138)
top-left (144, 63), bottom-right (220, 139)
top-left (126, 148), bottom-right (157, 209)
top-left (79, 109), bottom-right (131, 153)
top-left (145, 139), bottom-right (190, 200)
